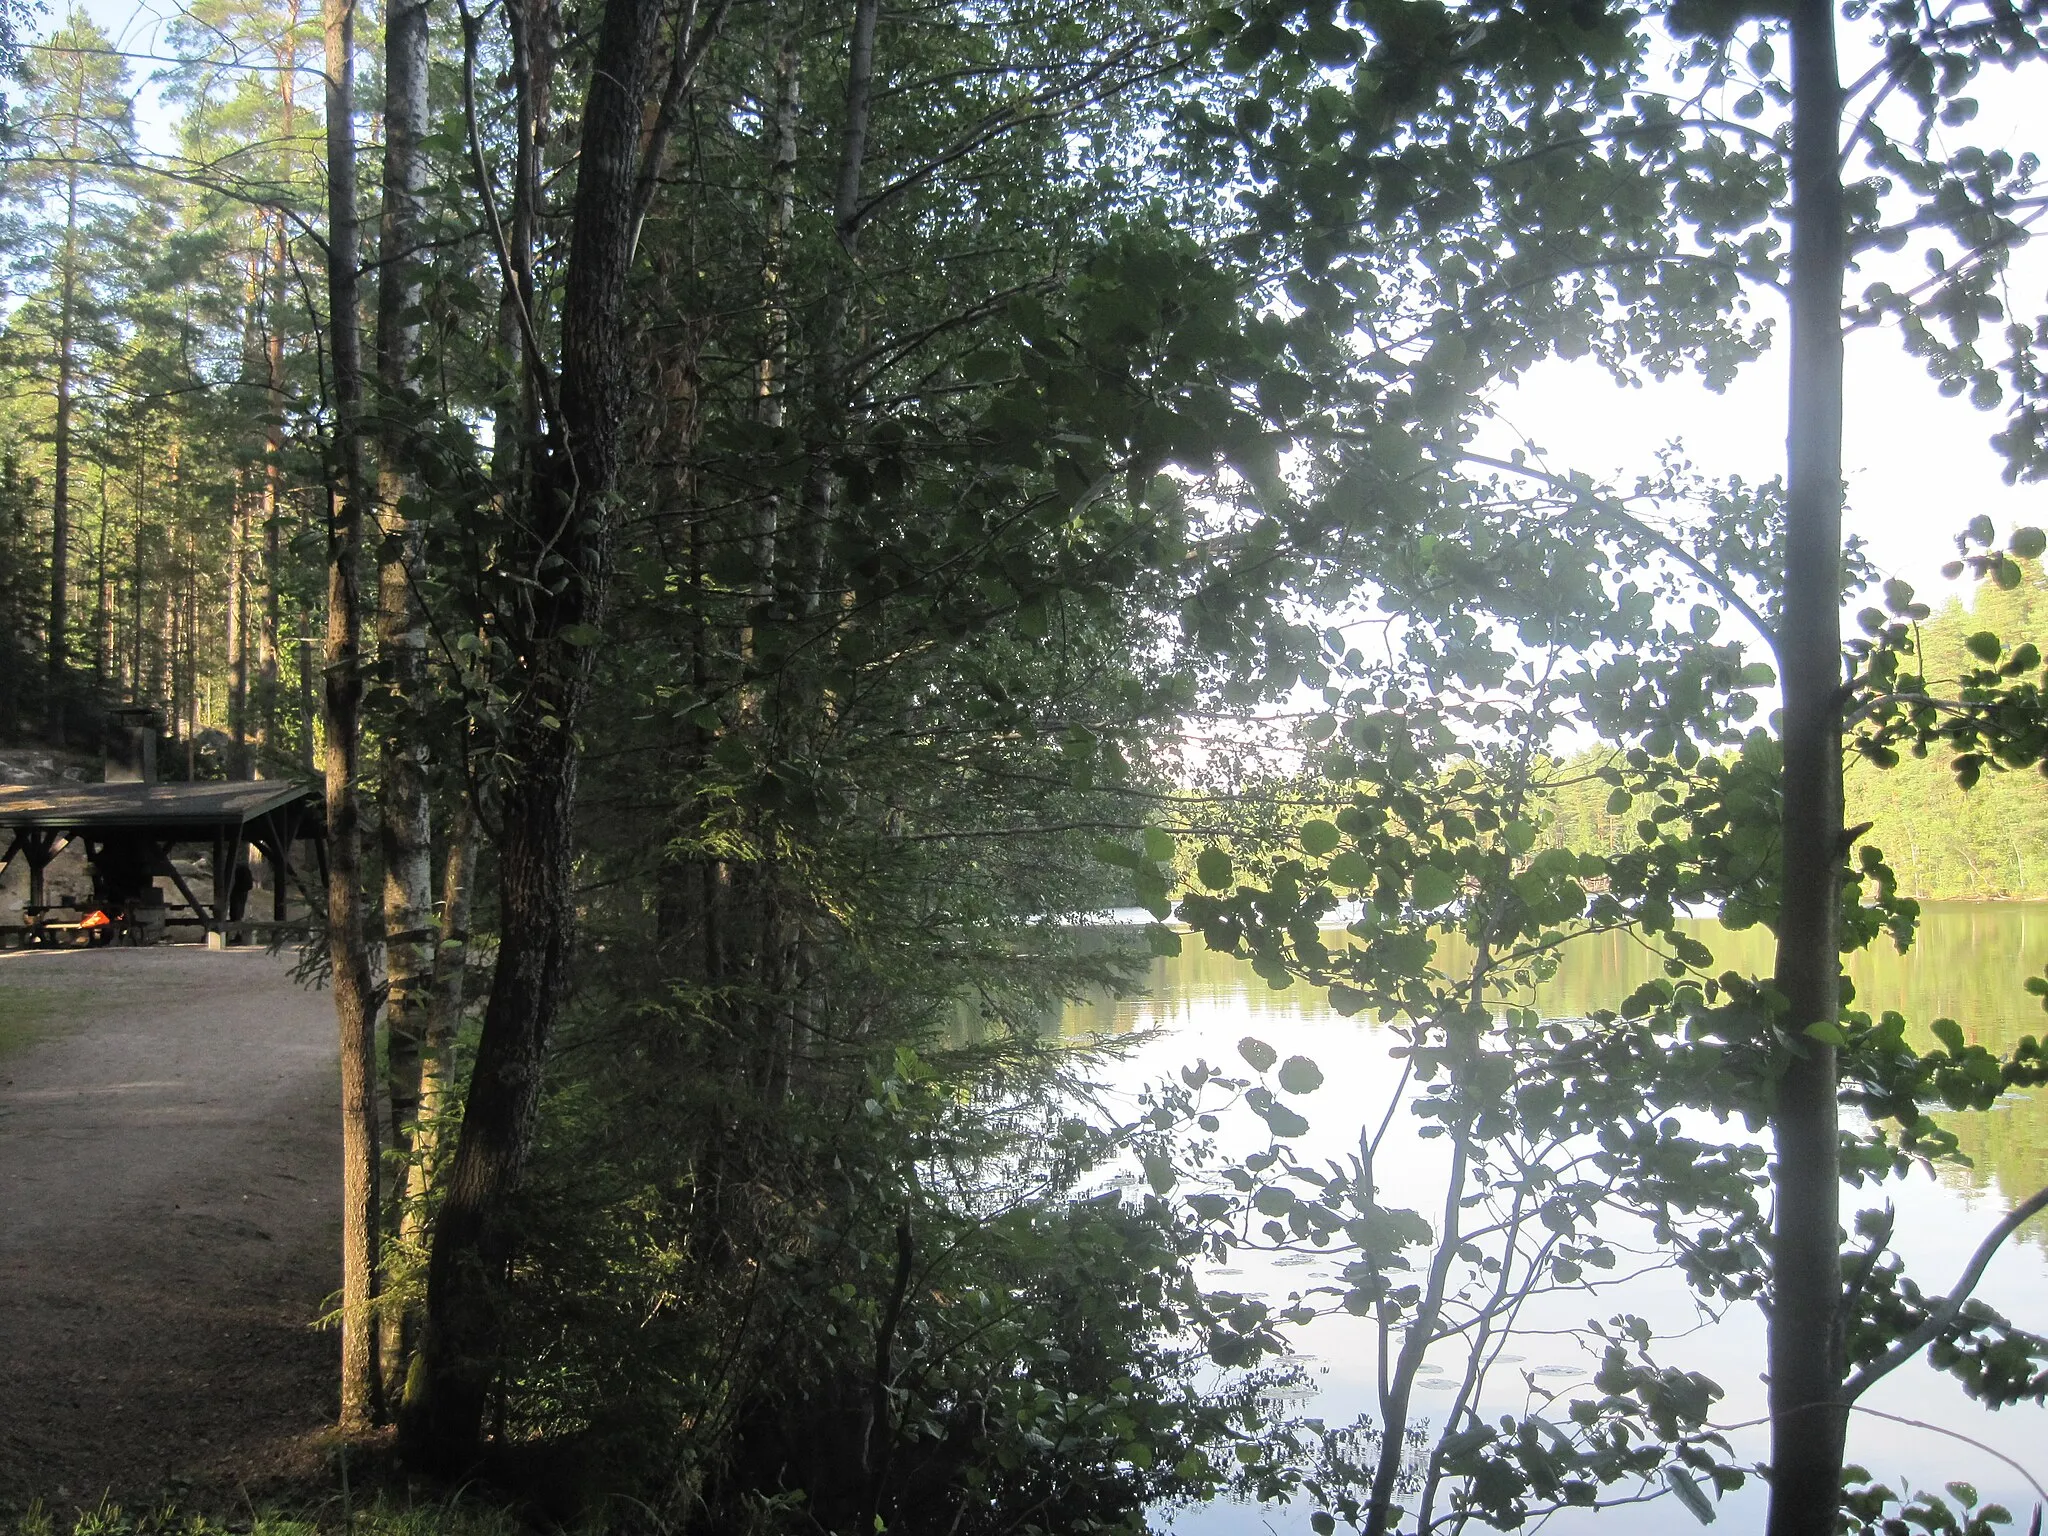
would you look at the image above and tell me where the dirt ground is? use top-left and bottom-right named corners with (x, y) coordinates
top-left (0, 944), bottom-right (341, 1505)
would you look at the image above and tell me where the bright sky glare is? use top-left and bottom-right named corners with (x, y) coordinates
top-left (1487, 40), bottom-right (2048, 607)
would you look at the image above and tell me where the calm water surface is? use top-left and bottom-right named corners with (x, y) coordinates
top-left (1062, 903), bottom-right (2048, 1534)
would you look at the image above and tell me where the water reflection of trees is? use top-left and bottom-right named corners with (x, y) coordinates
top-left (1063, 906), bottom-right (2048, 1238)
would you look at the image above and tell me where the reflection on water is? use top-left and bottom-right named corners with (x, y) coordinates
top-left (1063, 902), bottom-right (2048, 1228)
top-left (1060, 905), bottom-right (2048, 1533)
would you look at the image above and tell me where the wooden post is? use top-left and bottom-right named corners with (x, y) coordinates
top-left (210, 826), bottom-right (230, 940)
top-left (24, 831), bottom-right (59, 910)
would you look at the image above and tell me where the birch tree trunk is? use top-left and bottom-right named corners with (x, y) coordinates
top-left (377, 0), bottom-right (435, 1180)
top-left (420, 793), bottom-right (478, 1155)
top-left (1765, 1), bottom-right (1849, 1529)
top-left (402, 792), bottom-right (477, 1251)
top-left (322, 0), bottom-right (384, 1434)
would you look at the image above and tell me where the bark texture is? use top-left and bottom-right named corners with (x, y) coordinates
top-left (1765, 2), bottom-right (1849, 1530)
top-left (401, 0), bottom-right (674, 1468)
top-left (321, 0), bottom-right (384, 1434)
top-left (50, 162), bottom-right (79, 715)
top-left (791, 0), bottom-right (877, 620)
top-left (377, 0), bottom-right (436, 1163)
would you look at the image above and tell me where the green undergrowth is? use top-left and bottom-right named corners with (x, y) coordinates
top-left (2, 1498), bottom-right (525, 1536)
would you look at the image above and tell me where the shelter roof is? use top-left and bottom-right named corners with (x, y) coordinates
top-left (0, 781), bottom-right (318, 834)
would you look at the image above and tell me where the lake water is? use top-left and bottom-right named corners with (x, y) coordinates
top-left (1060, 903), bottom-right (2048, 1534)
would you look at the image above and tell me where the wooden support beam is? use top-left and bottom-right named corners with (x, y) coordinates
top-left (151, 840), bottom-right (212, 922)
top-left (211, 825), bottom-right (232, 937)
top-left (21, 830), bottom-right (63, 909)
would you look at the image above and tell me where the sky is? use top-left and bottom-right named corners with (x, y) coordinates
top-left (1491, 289), bottom-right (2047, 608)
top-left (1486, 33), bottom-right (2048, 608)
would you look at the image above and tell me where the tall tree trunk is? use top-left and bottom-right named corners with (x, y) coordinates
top-left (322, 0), bottom-right (384, 1434)
top-left (377, 0), bottom-right (436, 1395)
top-left (259, 215), bottom-right (290, 771)
top-left (130, 455), bottom-right (145, 701)
top-left (403, 793), bottom-right (477, 1250)
top-left (230, 240), bottom-right (265, 776)
top-left (94, 472), bottom-right (112, 687)
top-left (401, 0), bottom-right (674, 1470)
top-left (50, 163), bottom-right (80, 731)
top-left (751, 21), bottom-right (799, 606)
top-left (259, 17), bottom-right (300, 771)
top-left (490, 0), bottom-right (551, 490)
top-left (423, 794), bottom-right (478, 1147)
top-left (377, 0), bottom-right (435, 1184)
top-left (791, 0), bottom-right (877, 621)
top-left (1765, 1), bottom-right (1848, 1530)
top-left (228, 493), bottom-right (249, 773)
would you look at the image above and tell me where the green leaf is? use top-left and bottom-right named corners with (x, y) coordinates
top-left (1262, 1102), bottom-right (1310, 1138)
top-left (1803, 1021), bottom-right (1845, 1046)
top-left (1327, 850), bottom-right (1372, 887)
top-left (1145, 923), bottom-right (1183, 957)
top-left (1094, 839), bottom-right (1141, 869)
top-left (1143, 826), bottom-right (1177, 863)
top-left (2010, 526), bottom-right (2046, 560)
top-left (558, 622), bottom-right (603, 646)
top-left (1198, 847), bottom-right (1235, 890)
top-left (1134, 867), bottom-right (1171, 919)
top-left (1606, 787), bottom-right (1633, 815)
top-left (1966, 631), bottom-right (2002, 664)
top-left (1278, 1055), bottom-right (1323, 1094)
top-left (1299, 818), bottom-right (1340, 856)
top-left (1253, 1185), bottom-right (1295, 1215)
top-left (1310, 1515), bottom-right (1336, 1536)
top-left (1932, 1017), bottom-right (1966, 1054)
top-left (1665, 1465), bottom-right (1716, 1524)
top-left (1440, 1424), bottom-right (1495, 1461)
top-left (1142, 1152), bottom-right (1177, 1195)
top-left (1410, 864), bottom-right (1458, 909)
top-left (1239, 1036), bottom-right (1278, 1073)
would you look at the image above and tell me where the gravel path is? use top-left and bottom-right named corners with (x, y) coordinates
top-left (0, 945), bottom-right (341, 1504)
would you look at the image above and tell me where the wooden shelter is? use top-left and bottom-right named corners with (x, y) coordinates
top-left (0, 781), bottom-right (325, 938)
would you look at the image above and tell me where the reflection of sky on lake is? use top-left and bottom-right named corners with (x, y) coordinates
top-left (1061, 908), bottom-right (2048, 1533)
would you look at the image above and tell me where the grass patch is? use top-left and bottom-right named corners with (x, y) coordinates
top-left (0, 986), bottom-right (71, 1060)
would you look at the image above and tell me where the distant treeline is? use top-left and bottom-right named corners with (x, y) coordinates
top-left (1544, 566), bottom-right (2048, 901)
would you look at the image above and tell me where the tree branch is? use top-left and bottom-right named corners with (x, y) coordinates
top-left (454, 0), bottom-right (562, 443)
top-left (1460, 451), bottom-right (1780, 657)
top-left (1842, 1181), bottom-right (2048, 1401)
top-left (627, 0), bottom-right (732, 261)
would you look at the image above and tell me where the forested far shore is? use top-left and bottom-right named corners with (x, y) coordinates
top-left (1541, 564), bottom-right (2048, 901)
